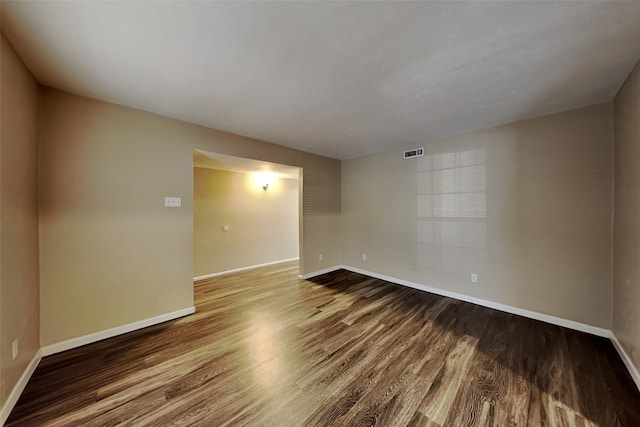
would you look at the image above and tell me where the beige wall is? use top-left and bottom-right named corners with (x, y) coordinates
top-left (193, 167), bottom-right (299, 277)
top-left (0, 32), bottom-right (40, 408)
top-left (613, 61), bottom-right (640, 372)
top-left (343, 104), bottom-right (614, 328)
top-left (38, 88), bottom-right (341, 346)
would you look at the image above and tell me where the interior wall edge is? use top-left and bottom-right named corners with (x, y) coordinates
top-left (612, 58), bottom-right (640, 393)
top-left (0, 349), bottom-right (42, 426)
top-left (611, 333), bottom-right (640, 392)
top-left (0, 30), bottom-right (41, 416)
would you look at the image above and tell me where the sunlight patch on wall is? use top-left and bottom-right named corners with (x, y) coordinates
top-left (416, 149), bottom-right (487, 272)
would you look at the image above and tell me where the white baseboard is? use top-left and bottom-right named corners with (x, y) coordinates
top-left (300, 265), bottom-right (343, 280)
top-left (41, 307), bottom-right (195, 357)
top-left (1, 349), bottom-right (42, 426)
top-left (194, 257), bottom-right (299, 281)
top-left (330, 265), bottom-right (610, 337)
top-left (3, 267), bottom-right (636, 426)
top-left (303, 265), bottom-right (640, 388)
top-left (610, 332), bottom-right (640, 392)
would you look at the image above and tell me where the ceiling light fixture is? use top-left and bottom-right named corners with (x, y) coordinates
top-left (254, 171), bottom-right (274, 191)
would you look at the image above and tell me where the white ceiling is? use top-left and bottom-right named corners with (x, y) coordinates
top-left (2, 1), bottom-right (640, 160)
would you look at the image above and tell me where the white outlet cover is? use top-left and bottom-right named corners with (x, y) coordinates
top-left (164, 197), bottom-right (182, 207)
top-left (471, 274), bottom-right (479, 283)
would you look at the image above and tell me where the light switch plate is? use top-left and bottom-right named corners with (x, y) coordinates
top-left (165, 197), bottom-right (182, 207)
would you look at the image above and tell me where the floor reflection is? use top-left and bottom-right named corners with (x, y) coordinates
top-left (247, 311), bottom-right (284, 390)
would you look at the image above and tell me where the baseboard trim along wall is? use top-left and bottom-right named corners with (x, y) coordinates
top-left (610, 333), bottom-right (640, 392)
top-left (40, 306), bottom-right (196, 357)
top-left (4, 264), bottom-right (637, 424)
top-left (345, 265), bottom-right (611, 337)
top-left (1, 349), bottom-right (43, 426)
top-left (303, 264), bottom-right (639, 391)
top-left (194, 257), bottom-right (299, 281)
top-left (307, 264), bottom-right (610, 336)
top-left (301, 265), bottom-right (347, 280)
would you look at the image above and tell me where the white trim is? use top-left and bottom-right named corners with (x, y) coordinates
top-left (341, 265), bottom-right (611, 338)
top-left (1, 349), bottom-right (42, 426)
top-left (301, 265), bottom-right (344, 280)
top-left (1, 269), bottom-right (637, 424)
top-left (193, 258), bottom-right (299, 281)
top-left (41, 307), bottom-right (195, 357)
top-left (301, 266), bottom-right (640, 386)
top-left (610, 332), bottom-right (640, 392)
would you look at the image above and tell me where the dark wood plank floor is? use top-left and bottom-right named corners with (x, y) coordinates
top-left (7, 261), bottom-right (640, 426)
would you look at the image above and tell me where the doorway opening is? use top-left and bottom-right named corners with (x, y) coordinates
top-left (192, 149), bottom-right (302, 280)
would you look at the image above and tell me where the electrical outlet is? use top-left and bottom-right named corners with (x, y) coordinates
top-left (362, 254), bottom-right (367, 261)
top-left (471, 274), bottom-right (479, 284)
top-left (319, 254), bottom-right (323, 261)
top-left (12, 339), bottom-right (18, 360)
top-left (164, 197), bottom-right (182, 207)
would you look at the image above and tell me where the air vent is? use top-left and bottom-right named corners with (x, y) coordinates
top-left (403, 147), bottom-right (424, 159)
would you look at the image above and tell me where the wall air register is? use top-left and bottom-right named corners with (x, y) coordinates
top-left (403, 147), bottom-right (424, 159)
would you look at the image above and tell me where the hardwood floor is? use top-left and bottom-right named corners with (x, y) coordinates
top-left (7, 261), bottom-right (640, 426)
